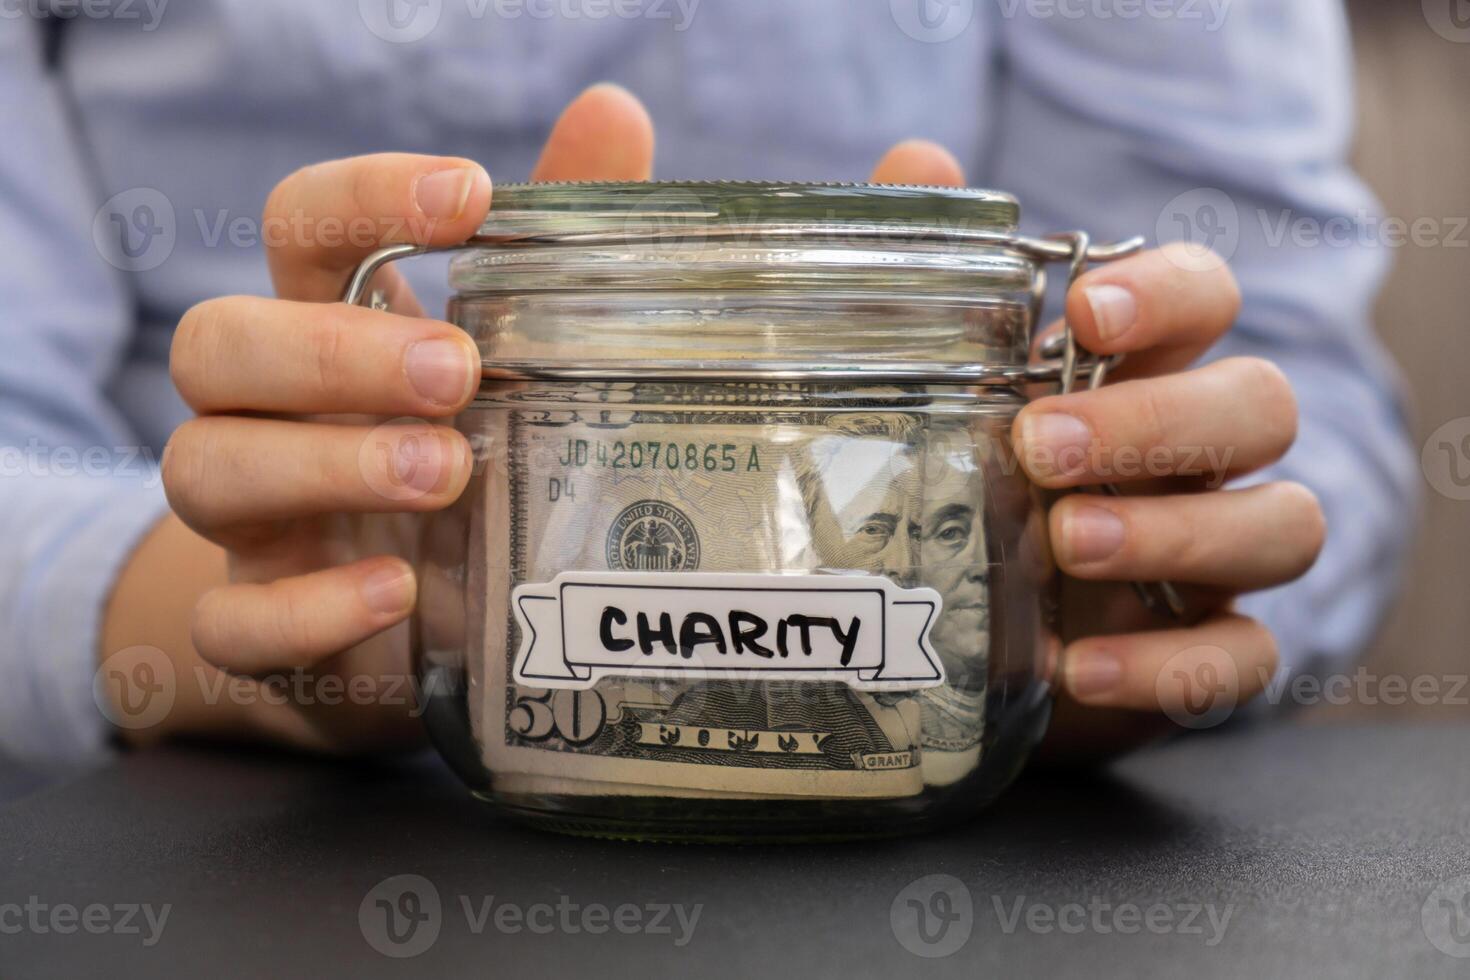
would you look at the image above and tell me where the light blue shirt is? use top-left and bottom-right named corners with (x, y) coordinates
top-left (0, 0), bottom-right (1417, 768)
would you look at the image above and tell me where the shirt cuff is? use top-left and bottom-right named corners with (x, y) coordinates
top-left (3, 476), bottom-right (170, 769)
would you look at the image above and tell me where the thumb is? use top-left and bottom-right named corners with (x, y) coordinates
top-left (532, 83), bottom-right (655, 182)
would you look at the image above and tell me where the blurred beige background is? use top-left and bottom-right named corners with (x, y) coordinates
top-left (1339, 0), bottom-right (1469, 715)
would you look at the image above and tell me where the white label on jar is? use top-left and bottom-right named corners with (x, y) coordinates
top-left (512, 572), bottom-right (945, 692)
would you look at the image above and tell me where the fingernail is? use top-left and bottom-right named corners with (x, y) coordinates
top-left (1066, 649), bottom-right (1124, 700)
top-left (406, 338), bottom-right (476, 407)
top-left (361, 563), bottom-right (415, 615)
top-left (1017, 412), bottom-right (1094, 481)
top-left (1085, 283), bottom-right (1138, 342)
top-left (393, 431), bottom-right (455, 494)
top-left (413, 167), bottom-right (478, 221)
top-left (1061, 505), bottom-right (1127, 565)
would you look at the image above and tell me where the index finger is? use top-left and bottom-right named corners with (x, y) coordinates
top-left (264, 153), bottom-right (493, 302)
top-left (1060, 243), bottom-right (1242, 379)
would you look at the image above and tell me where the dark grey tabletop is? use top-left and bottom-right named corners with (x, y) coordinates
top-left (2, 721), bottom-right (1469, 978)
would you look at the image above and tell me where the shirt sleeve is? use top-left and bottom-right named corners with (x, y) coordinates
top-left (986, 0), bottom-right (1418, 685)
top-left (0, 20), bottom-right (171, 769)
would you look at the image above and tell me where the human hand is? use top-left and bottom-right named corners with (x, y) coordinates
top-left (869, 142), bottom-right (1323, 759)
top-left (1019, 246), bottom-right (1324, 760)
top-left (130, 85), bottom-right (655, 750)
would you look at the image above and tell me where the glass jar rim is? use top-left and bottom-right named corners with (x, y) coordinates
top-left (475, 180), bottom-right (1021, 242)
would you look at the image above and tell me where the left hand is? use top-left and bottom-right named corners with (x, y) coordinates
top-left (871, 142), bottom-right (1326, 760)
top-left (1020, 244), bottom-right (1324, 759)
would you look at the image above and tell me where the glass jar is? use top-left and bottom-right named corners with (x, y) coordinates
top-left (344, 182), bottom-right (1142, 841)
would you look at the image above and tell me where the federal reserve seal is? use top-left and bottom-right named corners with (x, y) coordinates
top-left (606, 500), bottom-right (701, 571)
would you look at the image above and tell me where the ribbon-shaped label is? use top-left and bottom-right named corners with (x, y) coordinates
top-left (512, 572), bottom-right (945, 692)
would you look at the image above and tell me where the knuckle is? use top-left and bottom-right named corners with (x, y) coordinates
top-left (348, 160), bottom-right (390, 223)
top-left (1162, 499), bottom-right (1211, 572)
top-left (1228, 356), bottom-right (1299, 455)
top-left (1236, 614), bottom-right (1280, 680)
top-left (1219, 265), bottom-right (1243, 322)
top-left (189, 589), bottom-right (230, 667)
top-left (264, 163), bottom-right (315, 228)
top-left (171, 298), bottom-right (232, 406)
top-left (1273, 481), bottom-right (1328, 574)
top-left (309, 311), bottom-right (352, 401)
top-left (161, 419), bottom-right (212, 518)
top-left (270, 582), bottom-right (321, 656)
top-left (1131, 379), bottom-right (1176, 454)
top-left (1241, 356), bottom-right (1295, 412)
top-left (1243, 355), bottom-right (1297, 415)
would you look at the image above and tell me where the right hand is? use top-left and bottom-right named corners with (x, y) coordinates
top-left (147, 85), bottom-right (655, 751)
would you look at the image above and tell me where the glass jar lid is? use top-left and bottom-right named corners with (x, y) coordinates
top-left (442, 182), bottom-right (1038, 384)
top-left (469, 180), bottom-right (1021, 242)
top-left (342, 182), bottom-right (1145, 386)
